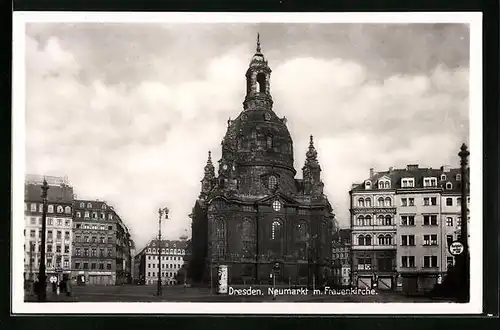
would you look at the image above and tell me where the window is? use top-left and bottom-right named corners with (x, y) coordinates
top-left (87, 203), bottom-right (92, 208)
top-left (30, 204), bottom-right (37, 212)
top-left (56, 205), bottom-right (63, 213)
top-left (99, 263), bottom-right (104, 270)
top-left (91, 263), bottom-right (96, 270)
top-left (401, 256), bottom-right (416, 268)
top-left (385, 197), bottom-right (392, 207)
top-left (384, 215), bottom-right (392, 225)
top-left (47, 230), bottom-right (53, 239)
top-left (75, 248), bottom-right (81, 256)
top-left (357, 258), bottom-right (372, 270)
top-left (64, 231), bottom-right (70, 240)
top-left (377, 197), bottom-right (384, 207)
top-left (441, 174), bottom-right (447, 181)
top-left (84, 211), bottom-right (90, 218)
top-left (48, 205), bottom-right (54, 213)
top-left (100, 213), bottom-right (105, 219)
top-left (401, 215), bottom-right (415, 226)
top-left (423, 256), bottom-right (438, 268)
top-left (408, 198), bottom-right (414, 206)
top-left (107, 263), bottom-right (112, 270)
top-left (83, 263), bottom-right (88, 269)
top-left (56, 231), bottom-right (62, 240)
top-left (446, 182), bottom-right (453, 190)
top-left (401, 198), bottom-right (407, 207)
top-left (423, 178), bottom-right (437, 187)
top-left (75, 262), bottom-right (80, 269)
top-left (268, 175), bottom-right (278, 189)
top-left (423, 234), bottom-right (438, 246)
top-left (365, 181), bottom-right (371, 189)
top-left (91, 248), bottom-right (97, 257)
top-left (64, 245), bottom-right (70, 253)
top-left (271, 220), bottom-right (282, 240)
top-left (84, 248), bottom-right (89, 256)
top-left (47, 244), bottom-right (53, 253)
top-left (65, 206), bottom-right (71, 214)
top-left (456, 174), bottom-right (461, 181)
top-left (92, 212), bottom-right (97, 219)
top-left (401, 235), bottom-right (415, 246)
top-left (401, 178), bottom-right (415, 188)
top-left (423, 215), bottom-right (438, 226)
top-left (272, 200), bottom-right (281, 211)
top-left (446, 217), bottom-right (453, 226)
top-left (446, 198), bottom-right (453, 206)
top-left (108, 226), bottom-right (113, 231)
top-left (100, 248), bottom-right (104, 257)
top-left (108, 249), bottom-right (113, 257)
top-left (47, 218), bottom-right (53, 225)
top-left (108, 214), bottom-right (113, 220)
top-left (102, 204), bottom-right (107, 210)
top-left (56, 245), bottom-right (62, 253)
top-left (266, 135), bottom-right (273, 149)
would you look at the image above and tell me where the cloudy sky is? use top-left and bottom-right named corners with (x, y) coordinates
top-left (24, 22), bottom-right (470, 250)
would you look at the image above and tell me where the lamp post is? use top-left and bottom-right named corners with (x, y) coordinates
top-left (37, 179), bottom-right (49, 302)
top-left (157, 207), bottom-right (169, 296)
top-left (458, 143), bottom-right (470, 302)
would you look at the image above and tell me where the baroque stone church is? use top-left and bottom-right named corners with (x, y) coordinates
top-left (189, 36), bottom-right (336, 286)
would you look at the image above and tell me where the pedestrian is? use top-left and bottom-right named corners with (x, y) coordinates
top-left (66, 277), bottom-right (72, 296)
top-left (52, 280), bottom-right (57, 293)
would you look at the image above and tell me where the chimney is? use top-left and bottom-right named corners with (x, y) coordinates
top-left (369, 168), bottom-right (374, 177)
top-left (406, 164), bottom-right (419, 171)
top-left (441, 165), bottom-right (451, 172)
top-left (389, 166), bottom-right (394, 173)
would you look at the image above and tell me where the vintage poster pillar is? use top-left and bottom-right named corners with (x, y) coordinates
top-left (217, 264), bottom-right (228, 294)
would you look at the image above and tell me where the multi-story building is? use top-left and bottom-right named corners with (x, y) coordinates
top-left (137, 239), bottom-right (188, 285)
top-left (350, 168), bottom-right (397, 290)
top-left (24, 175), bottom-right (74, 283)
top-left (331, 228), bottom-right (351, 287)
top-left (351, 164), bottom-right (469, 293)
top-left (396, 165), bottom-right (469, 293)
top-left (71, 200), bottom-right (132, 285)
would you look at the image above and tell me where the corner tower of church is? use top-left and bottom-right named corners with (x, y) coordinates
top-left (189, 35), bottom-right (336, 286)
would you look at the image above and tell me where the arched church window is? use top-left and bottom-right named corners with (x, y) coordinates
top-left (266, 135), bottom-right (273, 149)
top-left (268, 175), bottom-right (278, 189)
top-left (241, 219), bottom-right (254, 258)
top-left (237, 137), bottom-right (243, 150)
top-left (295, 221), bottom-right (308, 242)
top-left (251, 130), bottom-right (257, 140)
top-left (271, 219), bottom-right (282, 240)
top-left (256, 72), bottom-right (266, 93)
top-left (214, 218), bottom-right (225, 240)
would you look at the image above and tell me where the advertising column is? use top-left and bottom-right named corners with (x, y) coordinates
top-left (217, 265), bottom-right (228, 294)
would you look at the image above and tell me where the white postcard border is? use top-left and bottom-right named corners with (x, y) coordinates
top-left (12, 11), bottom-right (483, 315)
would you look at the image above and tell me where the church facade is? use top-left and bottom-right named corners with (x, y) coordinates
top-left (189, 36), bottom-right (336, 286)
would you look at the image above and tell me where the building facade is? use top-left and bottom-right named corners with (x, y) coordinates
top-left (189, 37), bottom-right (335, 286)
top-left (137, 239), bottom-right (188, 285)
top-left (331, 228), bottom-right (351, 287)
top-left (71, 200), bottom-right (132, 285)
top-left (350, 164), bottom-right (469, 293)
top-left (350, 170), bottom-right (397, 290)
top-left (24, 175), bottom-right (74, 283)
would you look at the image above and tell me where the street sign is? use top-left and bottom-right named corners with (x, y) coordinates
top-left (449, 241), bottom-right (464, 256)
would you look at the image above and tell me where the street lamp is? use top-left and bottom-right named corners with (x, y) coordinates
top-left (157, 207), bottom-right (169, 296)
top-left (458, 143), bottom-right (470, 302)
top-left (37, 179), bottom-right (49, 302)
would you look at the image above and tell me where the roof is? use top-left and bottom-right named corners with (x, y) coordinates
top-left (25, 182), bottom-right (74, 203)
top-left (332, 228), bottom-right (351, 245)
top-left (351, 165), bottom-right (469, 194)
top-left (145, 239), bottom-right (188, 250)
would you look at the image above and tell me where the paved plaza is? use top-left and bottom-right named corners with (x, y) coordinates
top-left (24, 284), bottom-right (451, 303)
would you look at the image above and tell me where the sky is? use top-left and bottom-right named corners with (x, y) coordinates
top-left (24, 22), bottom-right (470, 251)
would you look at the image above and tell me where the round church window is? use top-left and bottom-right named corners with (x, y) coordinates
top-left (272, 200), bottom-right (281, 212)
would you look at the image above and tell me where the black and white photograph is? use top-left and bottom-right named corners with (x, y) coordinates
top-left (12, 12), bottom-right (483, 314)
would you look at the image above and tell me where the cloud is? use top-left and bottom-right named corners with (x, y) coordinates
top-left (24, 26), bottom-right (469, 249)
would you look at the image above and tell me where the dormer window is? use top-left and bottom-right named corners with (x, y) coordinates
top-left (102, 204), bottom-right (106, 210)
top-left (441, 174), bottom-right (447, 181)
top-left (446, 182), bottom-right (453, 190)
top-left (401, 178), bottom-right (415, 188)
top-left (87, 203), bottom-right (92, 208)
top-left (456, 174), bottom-right (462, 181)
top-left (365, 181), bottom-right (372, 190)
top-left (378, 180), bottom-right (391, 189)
top-left (423, 177), bottom-right (438, 187)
